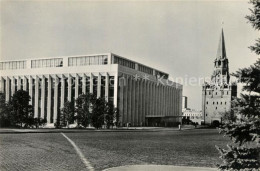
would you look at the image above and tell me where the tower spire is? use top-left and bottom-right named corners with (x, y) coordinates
top-left (216, 28), bottom-right (227, 59)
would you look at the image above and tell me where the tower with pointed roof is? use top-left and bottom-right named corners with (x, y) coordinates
top-left (202, 29), bottom-right (237, 126)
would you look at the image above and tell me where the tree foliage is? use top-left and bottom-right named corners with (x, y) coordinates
top-left (9, 90), bottom-right (34, 128)
top-left (217, 1), bottom-right (260, 170)
top-left (60, 101), bottom-right (75, 128)
top-left (75, 93), bottom-right (94, 128)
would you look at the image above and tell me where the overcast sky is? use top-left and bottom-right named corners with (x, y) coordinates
top-left (0, 0), bottom-right (259, 110)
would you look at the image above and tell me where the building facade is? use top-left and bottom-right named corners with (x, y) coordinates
top-left (182, 109), bottom-right (203, 125)
top-left (202, 30), bottom-right (237, 125)
top-left (182, 96), bottom-right (188, 109)
top-left (0, 53), bottom-right (183, 127)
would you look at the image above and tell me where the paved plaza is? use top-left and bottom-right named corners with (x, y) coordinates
top-left (0, 128), bottom-right (229, 171)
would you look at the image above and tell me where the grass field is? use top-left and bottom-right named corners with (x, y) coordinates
top-left (0, 129), bottom-right (230, 171)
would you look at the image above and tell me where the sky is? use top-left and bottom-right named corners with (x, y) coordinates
top-left (0, 0), bottom-right (259, 110)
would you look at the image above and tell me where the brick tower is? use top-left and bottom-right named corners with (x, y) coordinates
top-left (202, 29), bottom-right (237, 125)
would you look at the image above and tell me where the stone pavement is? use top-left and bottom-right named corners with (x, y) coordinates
top-left (104, 165), bottom-right (217, 171)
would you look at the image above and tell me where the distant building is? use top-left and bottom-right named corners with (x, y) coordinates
top-left (182, 96), bottom-right (188, 109)
top-left (0, 53), bottom-right (183, 127)
top-left (202, 29), bottom-right (237, 125)
top-left (182, 109), bottom-right (203, 125)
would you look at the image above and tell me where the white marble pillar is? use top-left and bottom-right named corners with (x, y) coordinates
top-left (131, 78), bottom-right (135, 125)
top-left (75, 74), bottom-right (79, 99)
top-left (6, 77), bottom-right (10, 102)
top-left (123, 75), bottom-right (128, 125)
top-left (47, 75), bottom-right (52, 123)
top-left (68, 74), bottom-right (72, 102)
top-left (105, 73), bottom-right (109, 101)
top-left (29, 76), bottom-right (33, 105)
top-left (113, 73), bottom-right (118, 108)
top-left (0, 77), bottom-right (4, 92)
top-left (119, 75), bottom-right (124, 125)
top-left (23, 76), bottom-right (27, 91)
top-left (17, 77), bottom-right (21, 90)
top-left (97, 73), bottom-right (101, 98)
top-left (53, 75), bottom-right (58, 123)
top-left (82, 74), bottom-right (86, 94)
top-left (90, 73), bottom-right (93, 94)
top-left (41, 76), bottom-right (46, 119)
top-left (127, 77), bottom-right (132, 123)
top-left (61, 75), bottom-right (65, 109)
top-left (34, 76), bottom-right (39, 118)
top-left (11, 77), bottom-right (15, 96)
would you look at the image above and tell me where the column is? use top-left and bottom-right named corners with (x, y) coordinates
top-left (0, 77), bottom-right (4, 92)
top-left (82, 74), bottom-right (86, 94)
top-left (140, 80), bottom-right (143, 124)
top-left (113, 72), bottom-right (118, 108)
top-left (68, 74), bottom-right (72, 102)
top-left (17, 77), bottom-right (21, 90)
top-left (127, 77), bottom-right (132, 123)
top-left (11, 77), bottom-right (15, 96)
top-left (105, 73), bottom-right (109, 101)
top-left (34, 76), bottom-right (39, 118)
top-left (23, 76), bottom-right (27, 91)
top-left (123, 75), bottom-right (128, 125)
top-left (134, 79), bottom-right (139, 125)
top-left (6, 77), bottom-right (10, 102)
top-left (119, 75), bottom-right (124, 125)
top-left (137, 80), bottom-right (141, 125)
top-left (29, 76), bottom-right (33, 105)
top-left (131, 78), bottom-right (135, 125)
top-left (97, 73), bottom-right (101, 98)
top-left (53, 75), bottom-right (58, 123)
top-left (75, 74), bottom-right (79, 99)
top-left (41, 76), bottom-right (46, 119)
top-left (47, 75), bottom-right (52, 123)
top-left (90, 73), bottom-right (93, 94)
top-left (61, 75), bottom-right (65, 109)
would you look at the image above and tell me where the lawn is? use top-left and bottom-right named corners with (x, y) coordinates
top-left (0, 129), bottom-right (230, 171)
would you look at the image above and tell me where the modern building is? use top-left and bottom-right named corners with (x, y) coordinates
top-left (0, 53), bottom-right (183, 127)
top-left (202, 29), bottom-right (237, 125)
top-left (182, 109), bottom-right (203, 125)
top-left (182, 96), bottom-right (188, 109)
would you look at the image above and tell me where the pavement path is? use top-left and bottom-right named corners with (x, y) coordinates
top-left (104, 165), bottom-right (217, 171)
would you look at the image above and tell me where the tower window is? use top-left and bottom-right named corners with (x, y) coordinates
top-left (207, 101), bottom-right (208, 104)
top-left (217, 102), bottom-right (218, 105)
top-left (216, 92), bottom-right (217, 95)
top-left (216, 107), bottom-right (217, 110)
top-left (221, 102), bottom-right (222, 105)
top-left (213, 102), bottom-right (214, 105)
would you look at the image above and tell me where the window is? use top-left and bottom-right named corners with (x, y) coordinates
top-left (225, 102), bottom-right (227, 105)
top-left (206, 101), bottom-right (208, 104)
top-left (217, 102), bottom-right (218, 105)
top-left (213, 102), bottom-right (214, 105)
top-left (227, 91), bottom-right (229, 95)
top-left (216, 107), bottom-right (217, 110)
top-left (0, 61), bottom-right (26, 70)
top-left (221, 102), bottom-right (222, 105)
top-left (31, 58), bottom-right (63, 68)
top-left (216, 92), bottom-right (217, 95)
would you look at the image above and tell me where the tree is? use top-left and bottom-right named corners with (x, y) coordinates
top-left (91, 97), bottom-right (106, 129)
top-left (75, 93), bottom-right (93, 128)
top-left (0, 93), bottom-right (12, 127)
top-left (60, 101), bottom-right (75, 128)
top-left (217, 1), bottom-right (260, 170)
top-left (9, 90), bottom-right (34, 128)
top-left (105, 100), bottom-right (118, 129)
